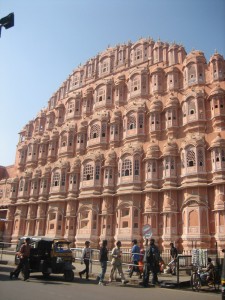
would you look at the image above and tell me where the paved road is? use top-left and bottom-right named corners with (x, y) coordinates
top-left (0, 264), bottom-right (221, 300)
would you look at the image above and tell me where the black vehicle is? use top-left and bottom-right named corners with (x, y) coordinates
top-left (15, 236), bottom-right (75, 281)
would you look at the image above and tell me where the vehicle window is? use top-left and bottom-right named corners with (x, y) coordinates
top-left (55, 243), bottom-right (70, 252)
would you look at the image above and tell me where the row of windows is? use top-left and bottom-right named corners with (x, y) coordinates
top-left (11, 149), bottom-right (225, 196)
top-left (54, 69), bottom-right (223, 108)
top-left (20, 96), bottom-right (225, 143)
top-left (51, 46), bottom-right (224, 105)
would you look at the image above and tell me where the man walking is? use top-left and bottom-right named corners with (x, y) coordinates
top-left (169, 242), bottom-right (178, 275)
top-left (109, 241), bottom-right (128, 284)
top-left (98, 240), bottom-right (108, 285)
top-left (79, 240), bottom-right (92, 280)
top-left (129, 239), bottom-right (141, 278)
top-left (10, 237), bottom-right (31, 281)
top-left (142, 238), bottom-right (160, 286)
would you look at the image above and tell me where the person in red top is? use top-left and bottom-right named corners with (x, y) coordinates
top-left (10, 237), bottom-right (31, 280)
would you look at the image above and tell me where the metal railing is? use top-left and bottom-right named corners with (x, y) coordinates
top-left (1, 243), bottom-right (223, 287)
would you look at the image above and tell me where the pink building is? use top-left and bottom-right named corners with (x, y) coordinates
top-left (0, 38), bottom-right (225, 253)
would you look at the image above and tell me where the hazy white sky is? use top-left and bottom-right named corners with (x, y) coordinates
top-left (0, 0), bottom-right (225, 166)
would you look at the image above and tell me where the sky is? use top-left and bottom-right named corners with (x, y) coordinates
top-left (0, 0), bottom-right (225, 167)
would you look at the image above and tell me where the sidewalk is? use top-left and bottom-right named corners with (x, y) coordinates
top-left (1, 252), bottom-right (191, 287)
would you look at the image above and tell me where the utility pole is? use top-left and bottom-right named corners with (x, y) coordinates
top-left (0, 13), bottom-right (14, 37)
top-left (222, 249), bottom-right (225, 300)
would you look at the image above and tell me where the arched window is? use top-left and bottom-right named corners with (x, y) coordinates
top-left (97, 87), bottom-right (105, 102)
top-left (101, 60), bottom-right (109, 74)
top-left (101, 123), bottom-right (107, 137)
top-left (189, 99), bottom-right (196, 115)
top-left (61, 137), bottom-right (67, 147)
top-left (61, 172), bottom-right (66, 186)
top-left (222, 150), bottom-right (225, 161)
top-left (131, 76), bottom-right (140, 92)
top-left (138, 114), bottom-right (144, 128)
top-left (198, 149), bottom-right (204, 166)
top-left (122, 159), bottom-right (132, 176)
top-left (68, 133), bottom-right (73, 147)
top-left (68, 101), bottom-right (74, 113)
top-left (19, 180), bottom-right (24, 191)
top-left (53, 172), bottom-right (60, 186)
top-left (134, 47), bottom-right (142, 61)
top-left (122, 208), bottom-right (129, 217)
top-left (90, 124), bottom-right (100, 139)
top-left (128, 115), bottom-right (136, 130)
top-left (134, 159), bottom-right (140, 175)
top-left (83, 164), bottom-right (94, 180)
top-left (147, 161), bottom-right (156, 173)
top-left (187, 149), bottom-right (196, 167)
top-left (95, 165), bottom-right (100, 180)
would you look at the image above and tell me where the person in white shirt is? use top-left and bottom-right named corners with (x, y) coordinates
top-left (109, 241), bottom-right (128, 284)
top-left (79, 241), bottom-right (92, 280)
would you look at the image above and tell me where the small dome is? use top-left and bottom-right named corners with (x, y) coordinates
top-left (185, 50), bottom-right (206, 65)
top-left (105, 149), bottom-right (117, 166)
top-left (210, 135), bottom-right (225, 148)
top-left (146, 143), bottom-right (160, 159)
top-left (209, 85), bottom-right (225, 97)
top-left (165, 96), bottom-right (179, 108)
top-left (150, 98), bottom-right (163, 111)
top-left (154, 40), bottom-right (163, 48)
top-left (209, 52), bottom-right (224, 62)
top-left (162, 141), bottom-right (178, 156)
top-left (168, 43), bottom-right (179, 51)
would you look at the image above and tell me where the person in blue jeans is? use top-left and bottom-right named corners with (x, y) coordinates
top-left (129, 239), bottom-right (141, 278)
top-left (98, 240), bottom-right (108, 285)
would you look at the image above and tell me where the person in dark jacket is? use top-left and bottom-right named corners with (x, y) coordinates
top-left (142, 238), bottom-right (160, 286)
top-left (10, 237), bottom-right (31, 281)
top-left (98, 240), bottom-right (108, 285)
top-left (169, 242), bottom-right (178, 275)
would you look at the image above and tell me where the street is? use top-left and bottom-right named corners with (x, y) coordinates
top-left (0, 265), bottom-right (220, 300)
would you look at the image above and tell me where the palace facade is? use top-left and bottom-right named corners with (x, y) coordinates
top-left (0, 38), bottom-right (225, 252)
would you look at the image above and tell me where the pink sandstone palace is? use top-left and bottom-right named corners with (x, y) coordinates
top-left (0, 38), bottom-right (225, 253)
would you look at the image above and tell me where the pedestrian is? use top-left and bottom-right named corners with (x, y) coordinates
top-left (98, 240), bottom-right (108, 285)
top-left (79, 240), bottom-right (92, 280)
top-left (109, 241), bottom-right (128, 284)
top-left (142, 238), bottom-right (160, 286)
top-left (10, 237), bottom-right (31, 281)
top-left (129, 239), bottom-right (141, 278)
top-left (169, 242), bottom-right (178, 275)
top-left (138, 246), bottom-right (145, 278)
top-left (200, 257), bottom-right (215, 284)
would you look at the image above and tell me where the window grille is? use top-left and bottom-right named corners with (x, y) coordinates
top-left (134, 47), bottom-right (142, 61)
top-left (198, 149), bottom-right (204, 166)
top-left (90, 124), bottom-right (100, 139)
top-left (187, 149), bottom-right (196, 167)
top-left (53, 172), bottom-right (60, 186)
top-left (131, 77), bottom-right (140, 91)
top-left (95, 165), bottom-right (100, 180)
top-left (138, 114), bottom-right (144, 128)
top-left (83, 164), bottom-right (94, 180)
top-left (128, 115), bottom-right (136, 129)
top-left (134, 159), bottom-right (140, 175)
top-left (122, 159), bottom-right (132, 176)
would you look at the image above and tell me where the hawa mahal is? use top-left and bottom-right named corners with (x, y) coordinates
top-left (0, 38), bottom-right (225, 252)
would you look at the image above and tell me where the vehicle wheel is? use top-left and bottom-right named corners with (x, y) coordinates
top-left (191, 273), bottom-right (201, 292)
top-left (64, 270), bottom-right (74, 282)
top-left (42, 272), bottom-right (51, 278)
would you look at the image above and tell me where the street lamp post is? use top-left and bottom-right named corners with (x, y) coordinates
top-left (0, 13), bottom-right (14, 37)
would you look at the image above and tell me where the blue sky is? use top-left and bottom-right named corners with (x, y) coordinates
top-left (0, 0), bottom-right (225, 166)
